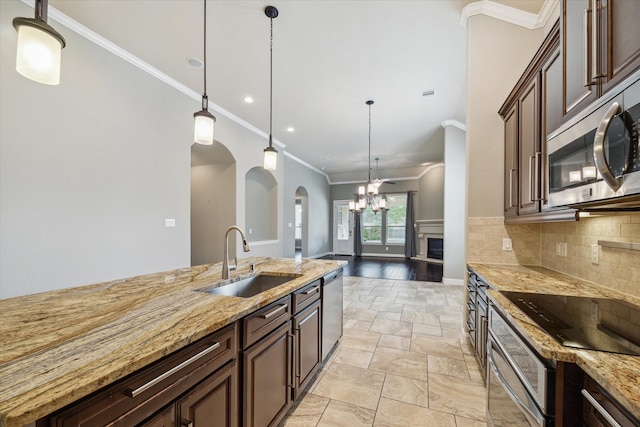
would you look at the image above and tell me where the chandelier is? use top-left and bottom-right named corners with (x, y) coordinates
top-left (349, 100), bottom-right (388, 214)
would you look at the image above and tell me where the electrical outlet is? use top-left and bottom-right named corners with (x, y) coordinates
top-left (591, 301), bottom-right (599, 322)
top-left (555, 242), bottom-right (561, 256)
top-left (561, 242), bottom-right (568, 257)
top-left (165, 218), bottom-right (175, 228)
top-left (591, 244), bottom-right (599, 264)
top-left (502, 238), bottom-right (512, 251)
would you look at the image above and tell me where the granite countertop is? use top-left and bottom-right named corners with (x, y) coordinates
top-left (468, 263), bottom-right (640, 421)
top-left (0, 257), bottom-right (344, 427)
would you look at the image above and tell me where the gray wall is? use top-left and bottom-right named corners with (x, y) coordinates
top-left (283, 155), bottom-right (331, 258)
top-left (418, 165), bottom-right (445, 220)
top-left (245, 167), bottom-right (278, 242)
top-left (1, 1), bottom-right (192, 298)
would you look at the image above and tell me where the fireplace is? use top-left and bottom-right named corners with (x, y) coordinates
top-left (427, 237), bottom-right (443, 260)
top-left (414, 219), bottom-right (444, 264)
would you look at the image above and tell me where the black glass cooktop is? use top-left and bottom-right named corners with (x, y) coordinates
top-left (501, 291), bottom-right (640, 356)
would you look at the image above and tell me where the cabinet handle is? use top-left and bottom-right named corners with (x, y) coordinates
top-left (288, 332), bottom-right (296, 390)
top-left (181, 420), bottom-right (194, 427)
top-left (594, 102), bottom-right (623, 191)
top-left (303, 286), bottom-right (320, 295)
top-left (126, 342), bottom-right (220, 398)
top-left (581, 389), bottom-right (622, 427)
top-left (529, 155), bottom-right (535, 203)
top-left (509, 169), bottom-right (517, 208)
top-left (261, 304), bottom-right (288, 319)
top-left (583, 8), bottom-right (594, 87)
top-left (532, 151), bottom-right (542, 202)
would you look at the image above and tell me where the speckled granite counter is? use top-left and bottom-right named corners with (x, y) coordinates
top-left (468, 263), bottom-right (640, 421)
top-left (0, 257), bottom-right (344, 427)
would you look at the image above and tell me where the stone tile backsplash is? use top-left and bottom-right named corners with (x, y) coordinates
top-left (467, 215), bottom-right (640, 298)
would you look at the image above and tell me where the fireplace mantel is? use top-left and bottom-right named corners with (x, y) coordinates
top-left (414, 219), bottom-right (444, 264)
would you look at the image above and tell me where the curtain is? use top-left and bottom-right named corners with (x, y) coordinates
top-left (354, 211), bottom-right (362, 256)
top-left (404, 191), bottom-right (416, 258)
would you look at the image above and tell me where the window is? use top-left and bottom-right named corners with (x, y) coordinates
top-left (386, 194), bottom-right (407, 244)
top-left (360, 193), bottom-right (407, 245)
top-left (295, 201), bottom-right (302, 240)
top-left (361, 206), bottom-right (382, 243)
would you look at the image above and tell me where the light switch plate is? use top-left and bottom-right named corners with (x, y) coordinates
top-left (165, 218), bottom-right (176, 228)
top-left (591, 244), bottom-right (599, 264)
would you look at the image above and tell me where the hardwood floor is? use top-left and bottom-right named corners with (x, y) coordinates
top-left (319, 255), bottom-right (443, 282)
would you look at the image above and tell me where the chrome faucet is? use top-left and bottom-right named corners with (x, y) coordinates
top-left (222, 226), bottom-right (251, 279)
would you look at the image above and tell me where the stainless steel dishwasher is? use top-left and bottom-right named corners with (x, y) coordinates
top-left (321, 268), bottom-right (343, 360)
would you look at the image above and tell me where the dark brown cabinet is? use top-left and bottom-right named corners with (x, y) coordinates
top-left (562, 0), bottom-right (640, 122)
top-left (38, 324), bottom-right (238, 427)
top-left (500, 22), bottom-right (560, 220)
top-left (242, 281), bottom-right (323, 427)
top-left (465, 269), bottom-right (488, 381)
top-left (292, 300), bottom-right (321, 399)
top-left (177, 360), bottom-right (237, 427)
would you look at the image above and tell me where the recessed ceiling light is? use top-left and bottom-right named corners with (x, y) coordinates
top-left (244, 96), bottom-right (254, 103)
top-left (187, 57), bottom-right (203, 68)
top-left (287, 127), bottom-right (294, 132)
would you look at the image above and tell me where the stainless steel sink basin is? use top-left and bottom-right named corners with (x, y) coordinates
top-left (199, 274), bottom-right (299, 298)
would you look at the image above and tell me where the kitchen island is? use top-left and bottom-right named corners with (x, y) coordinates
top-left (468, 263), bottom-right (640, 422)
top-left (0, 257), bottom-right (344, 427)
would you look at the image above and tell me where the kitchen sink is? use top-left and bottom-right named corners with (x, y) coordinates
top-left (199, 274), bottom-right (300, 298)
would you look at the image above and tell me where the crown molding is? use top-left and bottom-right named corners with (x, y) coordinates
top-left (441, 120), bottom-right (467, 131)
top-left (20, 0), bottom-right (286, 151)
top-left (460, 0), bottom-right (559, 30)
top-left (283, 151), bottom-right (331, 183)
top-left (418, 162), bottom-right (444, 179)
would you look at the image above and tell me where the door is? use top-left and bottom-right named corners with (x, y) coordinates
top-left (504, 104), bottom-right (519, 217)
top-left (518, 77), bottom-right (542, 215)
top-left (333, 201), bottom-right (353, 255)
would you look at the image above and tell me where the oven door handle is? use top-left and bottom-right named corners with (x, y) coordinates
top-left (487, 345), bottom-right (545, 427)
top-left (581, 389), bottom-right (622, 427)
top-left (593, 102), bottom-right (623, 192)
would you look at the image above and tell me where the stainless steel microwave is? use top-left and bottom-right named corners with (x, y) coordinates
top-left (547, 74), bottom-right (640, 209)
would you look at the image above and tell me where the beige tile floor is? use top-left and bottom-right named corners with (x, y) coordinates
top-left (280, 276), bottom-right (488, 427)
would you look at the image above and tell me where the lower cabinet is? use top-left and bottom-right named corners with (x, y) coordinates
top-left (36, 273), bottom-right (335, 427)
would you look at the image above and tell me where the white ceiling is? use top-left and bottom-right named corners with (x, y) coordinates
top-left (47, 0), bottom-right (541, 183)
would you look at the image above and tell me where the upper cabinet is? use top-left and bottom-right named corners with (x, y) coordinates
top-left (500, 22), bottom-right (570, 221)
top-left (562, 0), bottom-right (640, 123)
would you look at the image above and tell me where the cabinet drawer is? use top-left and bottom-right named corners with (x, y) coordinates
top-left (292, 280), bottom-right (321, 314)
top-left (41, 323), bottom-right (238, 427)
top-left (242, 295), bottom-right (291, 349)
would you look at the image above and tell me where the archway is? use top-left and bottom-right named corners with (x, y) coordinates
top-left (190, 141), bottom-right (236, 266)
top-left (295, 186), bottom-right (309, 259)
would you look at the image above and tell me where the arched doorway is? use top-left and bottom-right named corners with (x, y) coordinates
top-left (295, 187), bottom-right (309, 260)
top-left (190, 141), bottom-right (236, 266)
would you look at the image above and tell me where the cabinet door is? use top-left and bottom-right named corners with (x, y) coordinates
top-left (177, 360), bottom-right (238, 427)
top-left (600, 0), bottom-right (640, 94)
top-left (562, 0), bottom-right (599, 120)
top-left (504, 104), bottom-right (519, 217)
top-left (139, 406), bottom-right (175, 427)
top-left (518, 77), bottom-right (542, 215)
top-left (541, 44), bottom-right (562, 210)
top-left (243, 321), bottom-right (292, 427)
top-left (292, 300), bottom-right (321, 400)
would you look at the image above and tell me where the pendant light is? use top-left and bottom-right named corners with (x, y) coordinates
top-left (349, 100), bottom-right (388, 214)
top-left (263, 6), bottom-right (279, 170)
top-left (193, 0), bottom-right (216, 145)
top-left (13, 0), bottom-right (66, 85)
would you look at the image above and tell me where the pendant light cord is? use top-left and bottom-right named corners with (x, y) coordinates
top-left (202, 0), bottom-right (208, 105)
top-left (368, 102), bottom-right (372, 182)
top-left (269, 15), bottom-right (274, 148)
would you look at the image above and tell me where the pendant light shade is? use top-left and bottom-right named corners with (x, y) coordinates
top-left (13, 0), bottom-right (66, 85)
top-left (263, 6), bottom-right (279, 171)
top-left (194, 0), bottom-right (216, 145)
top-left (194, 96), bottom-right (216, 145)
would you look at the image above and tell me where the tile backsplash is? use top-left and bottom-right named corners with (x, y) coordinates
top-left (467, 215), bottom-right (640, 298)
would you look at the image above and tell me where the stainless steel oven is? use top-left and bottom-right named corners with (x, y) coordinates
top-left (547, 74), bottom-right (640, 208)
top-left (487, 303), bottom-right (555, 427)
